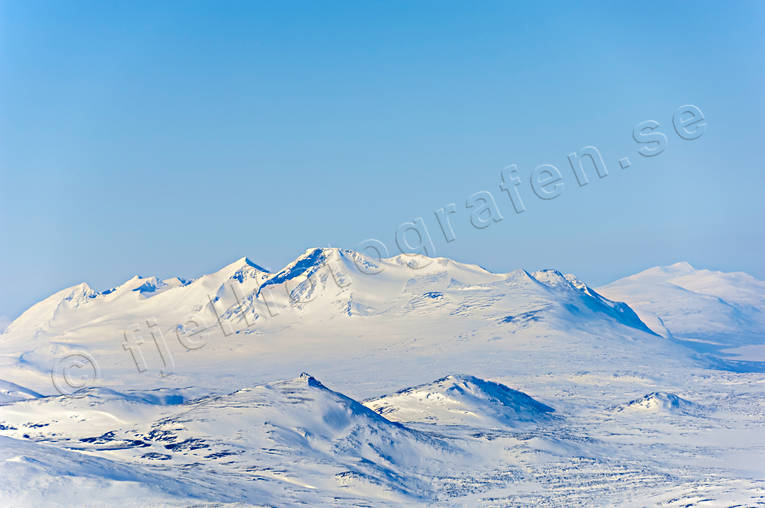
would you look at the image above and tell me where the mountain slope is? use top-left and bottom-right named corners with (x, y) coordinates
top-left (0, 435), bottom-right (212, 507)
top-left (365, 374), bottom-right (554, 427)
top-left (598, 262), bottom-right (765, 353)
top-left (1, 374), bottom-right (466, 504)
top-left (0, 379), bottom-right (42, 404)
top-left (614, 391), bottom-right (701, 415)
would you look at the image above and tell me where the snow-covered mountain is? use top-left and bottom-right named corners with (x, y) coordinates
top-left (365, 374), bottom-right (555, 427)
top-left (0, 248), bottom-right (663, 397)
top-left (1, 252), bottom-right (764, 506)
top-left (5, 248), bottom-right (650, 340)
top-left (613, 391), bottom-right (701, 415)
top-left (599, 262), bottom-right (765, 361)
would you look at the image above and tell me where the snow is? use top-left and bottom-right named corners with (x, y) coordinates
top-left (0, 379), bottom-right (42, 405)
top-left (364, 374), bottom-right (555, 427)
top-left (599, 262), bottom-right (765, 356)
top-left (1, 252), bottom-right (764, 505)
top-left (0, 435), bottom-right (209, 507)
top-left (614, 391), bottom-right (701, 414)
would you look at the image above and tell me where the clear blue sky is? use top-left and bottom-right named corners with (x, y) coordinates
top-left (1, 1), bottom-right (764, 321)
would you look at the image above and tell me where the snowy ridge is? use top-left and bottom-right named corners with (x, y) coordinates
top-left (365, 374), bottom-right (555, 427)
top-left (614, 392), bottom-right (701, 415)
top-left (599, 262), bottom-right (765, 348)
top-left (4, 283), bottom-right (97, 336)
top-left (0, 379), bottom-right (42, 405)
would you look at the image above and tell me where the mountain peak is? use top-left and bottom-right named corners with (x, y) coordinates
top-left (365, 374), bottom-right (554, 427)
top-left (665, 261), bottom-right (695, 274)
top-left (233, 256), bottom-right (270, 273)
top-left (616, 391), bottom-right (699, 414)
top-left (210, 256), bottom-right (270, 283)
top-left (530, 269), bottom-right (569, 287)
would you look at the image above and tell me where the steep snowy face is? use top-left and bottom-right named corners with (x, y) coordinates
top-left (529, 269), bottom-right (653, 334)
top-left (365, 374), bottom-right (554, 427)
top-left (598, 262), bottom-right (765, 347)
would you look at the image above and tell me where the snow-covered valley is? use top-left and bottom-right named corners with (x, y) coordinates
top-left (1, 249), bottom-right (764, 506)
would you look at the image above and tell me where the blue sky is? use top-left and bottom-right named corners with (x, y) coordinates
top-left (1, 1), bottom-right (764, 321)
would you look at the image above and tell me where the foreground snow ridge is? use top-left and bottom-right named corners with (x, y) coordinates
top-left (0, 373), bottom-right (508, 504)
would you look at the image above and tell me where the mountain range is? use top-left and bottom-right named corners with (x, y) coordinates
top-left (1, 249), bottom-right (764, 505)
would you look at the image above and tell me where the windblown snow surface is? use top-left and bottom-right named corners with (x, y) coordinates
top-left (1, 249), bottom-right (764, 506)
